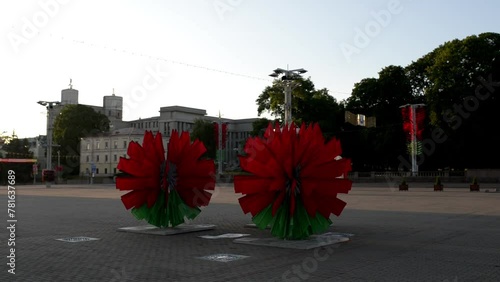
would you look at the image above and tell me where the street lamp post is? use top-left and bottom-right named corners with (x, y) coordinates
top-left (269, 66), bottom-right (307, 125)
top-left (57, 150), bottom-right (60, 183)
top-left (38, 101), bottom-right (60, 187)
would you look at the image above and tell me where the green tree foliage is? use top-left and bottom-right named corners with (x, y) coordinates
top-left (344, 32), bottom-right (500, 170)
top-left (343, 65), bottom-right (414, 171)
top-left (0, 138), bottom-right (34, 184)
top-left (53, 104), bottom-right (110, 175)
top-left (346, 65), bottom-right (415, 124)
top-left (251, 118), bottom-right (273, 137)
top-left (190, 119), bottom-right (216, 159)
top-left (405, 32), bottom-right (500, 169)
top-left (256, 77), bottom-right (343, 137)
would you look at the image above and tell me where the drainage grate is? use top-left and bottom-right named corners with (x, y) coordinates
top-left (197, 253), bottom-right (249, 263)
top-left (56, 236), bottom-right (100, 243)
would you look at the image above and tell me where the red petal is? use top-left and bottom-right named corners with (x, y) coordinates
top-left (176, 177), bottom-right (215, 192)
top-left (146, 189), bottom-right (159, 207)
top-left (127, 141), bottom-right (145, 160)
top-left (301, 194), bottom-right (318, 217)
top-left (272, 191), bottom-right (285, 216)
top-left (177, 189), bottom-right (213, 207)
top-left (116, 177), bottom-right (158, 191)
top-left (238, 193), bottom-right (275, 216)
top-left (234, 176), bottom-right (274, 194)
top-left (121, 190), bottom-right (149, 209)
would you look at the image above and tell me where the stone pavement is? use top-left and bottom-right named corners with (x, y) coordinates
top-left (0, 183), bottom-right (499, 281)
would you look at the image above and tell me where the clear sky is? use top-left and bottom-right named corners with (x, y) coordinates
top-left (2, 0), bottom-right (500, 138)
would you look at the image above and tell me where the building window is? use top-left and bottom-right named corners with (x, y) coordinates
top-left (96, 141), bottom-right (100, 149)
top-left (114, 141), bottom-right (117, 149)
top-left (96, 168), bottom-right (99, 174)
top-left (104, 168), bottom-right (108, 174)
top-left (113, 154), bottom-right (117, 161)
top-left (105, 155), bottom-right (108, 162)
top-left (123, 140), bottom-right (127, 148)
top-left (86, 156), bottom-right (89, 162)
top-left (86, 143), bottom-right (90, 150)
top-left (105, 141), bottom-right (108, 149)
top-left (96, 155), bottom-right (100, 162)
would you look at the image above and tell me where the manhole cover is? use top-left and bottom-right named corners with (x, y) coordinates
top-left (197, 254), bottom-right (249, 262)
top-left (56, 236), bottom-right (100, 243)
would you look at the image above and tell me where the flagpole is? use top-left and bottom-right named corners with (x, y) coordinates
top-left (218, 111), bottom-right (222, 181)
top-left (411, 104), bottom-right (418, 177)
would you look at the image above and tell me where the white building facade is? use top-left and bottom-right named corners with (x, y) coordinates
top-left (79, 127), bottom-right (146, 178)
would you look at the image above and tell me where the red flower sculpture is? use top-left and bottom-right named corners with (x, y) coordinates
top-left (116, 130), bottom-right (215, 227)
top-left (234, 123), bottom-right (352, 240)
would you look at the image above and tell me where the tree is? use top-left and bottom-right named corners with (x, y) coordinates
top-left (345, 32), bottom-right (500, 170)
top-left (346, 65), bottom-right (415, 124)
top-left (343, 65), bottom-right (415, 171)
top-left (0, 137), bottom-right (34, 184)
top-left (251, 118), bottom-right (273, 137)
top-left (53, 104), bottom-right (110, 176)
top-left (256, 77), bottom-right (343, 137)
top-left (405, 32), bottom-right (500, 169)
top-left (190, 119), bottom-right (216, 159)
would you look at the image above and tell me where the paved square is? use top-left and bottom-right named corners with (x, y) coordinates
top-left (1, 182), bottom-right (499, 281)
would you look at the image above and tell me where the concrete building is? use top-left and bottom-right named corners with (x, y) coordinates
top-left (54, 85), bottom-right (129, 131)
top-left (34, 83), bottom-right (257, 179)
top-left (80, 105), bottom-right (257, 178)
top-left (36, 84), bottom-right (129, 170)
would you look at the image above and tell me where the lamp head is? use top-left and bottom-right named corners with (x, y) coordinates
top-left (295, 68), bottom-right (307, 74)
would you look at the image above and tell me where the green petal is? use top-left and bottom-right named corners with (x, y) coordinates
top-left (251, 204), bottom-right (274, 230)
top-left (131, 189), bottom-right (201, 228)
top-left (252, 199), bottom-right (333, 240)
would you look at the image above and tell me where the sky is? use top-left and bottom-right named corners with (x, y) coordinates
top-left (2, 0), bottom-right (500, 138)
